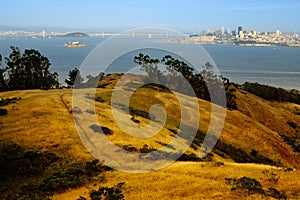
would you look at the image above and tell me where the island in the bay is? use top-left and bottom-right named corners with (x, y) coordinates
top-left (64, 41), bottom-right (86, 48)
top-left (61, 32), bottom-right (89, 37)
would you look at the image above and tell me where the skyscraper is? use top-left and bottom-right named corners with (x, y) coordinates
top-left (238, 26), bottom-right (243, 33)
top-left (238, 26), bottom-right (243, 38)
top-left (221, 26), bottom-right (225, 35)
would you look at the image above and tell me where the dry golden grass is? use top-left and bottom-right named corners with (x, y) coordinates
top-left (0, 89), bottom-right (93, 162)
top-left (53, 162), bottom-right (300, 200)
top-left (0, 75), bottom-right (300, 199)
top-left (235, 90), bottom-right (300, 137)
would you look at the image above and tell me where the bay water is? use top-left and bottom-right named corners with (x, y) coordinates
top-left (0, 37), bottom-right (299, 90)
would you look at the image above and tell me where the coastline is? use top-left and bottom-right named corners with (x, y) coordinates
top-left (154, 38), bottom-right (300, 48)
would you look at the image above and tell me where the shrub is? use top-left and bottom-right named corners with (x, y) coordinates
top-left (89, 182), bottom-right (125, 200)
top-left (95, 96), bottom-right (105, 103)
top-left (263, 170), bottom-right (280, 184)
top-left (213, 140), bottom-right (279, 166)
top-left (189, 128), bottom-right (280, 166)
top-left (287, 121), bottom-right (297, 129)
top-left (97, 83), bottom-right (110, 88)
top-left (279, 134), bottom-right (300, 153)
top-left (86, 108), bottom-right (96, 114)
top-left (0, 97), bottom-right (20, 106)
top-left (121, 144), bottom-right (203, 161)
top-left (122, 145), bottom-right (137, 152)
top-left (268, 187), bottom-right (287, 199)
top-left (140, 144), bottom-right (156, 153)
top-left (155, 141), bottom-right (176, 150)
top-left (225, 176), bottom-right (265, 195)
top-left (0, 140), bottom-right (110, 199)
top-left (213, 161), bottom-right (225, 166)
top-left (0, 142), bottom-right (59, 178)
top-left (90, 124), bottom-right (113, 135)
top-left (77, 197), bottom-right (87, 200)
top-left (38, 159), bottom-right (110, 195)
top-left (86, 95), bottom-right (105, 103)
top-left (177, 153), bottom-right (203, 162)
top-left (225, 176), bottom-right (287, 199)
top-left (71, 107), bottom-right (82, 114)
top-left (243, 82), bottom-right (300, 104)
top-left (130, 116), bottom-right (140, 123)
top-left (0, 108), bottom-right (7, 115)
top-left (102, 127), bottom-right (113, 135)
top-left (129, 107), bottom-right (153, 120)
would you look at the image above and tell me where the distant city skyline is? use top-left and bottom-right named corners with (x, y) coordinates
top-left (1, 0), bottom-right (300, 33)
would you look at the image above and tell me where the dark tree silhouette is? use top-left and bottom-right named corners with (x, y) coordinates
top-left (133, 53), bottom-right (238, 110)
top-left (4, 46), bottom-right (59, 90)
top-left (243, 82), bottom-right (300, 105)
top-left (65, 68), bottom-right (84, 88)
top-left (0, 54), bottom-right (8, 92)
top-left (5, 47), bottom-right (24, 90)
top-left (134, 53), bottom-right (164, 91)
top-left (162, 55), bottom-right (194, 80)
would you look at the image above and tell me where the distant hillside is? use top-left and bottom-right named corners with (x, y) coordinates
top-left (242, 82), bottom-right (300, 105)
top-left (60, 32), bottom-right (89, 37)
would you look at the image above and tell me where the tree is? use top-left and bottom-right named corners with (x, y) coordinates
top-left (85, 72), bottom-right (104, 88)
top-left (4, 46), bottom-right (59, 90)
top-left (162, 55), bottom-right (194, 80)
top-left (134, 53), bottom-right (164, 91)
top-left (5, 47), bottom-right (24, 90)
top-left (133, 53), bottom-right (238, 110)
top-left (0, 54), bottom-right (8, 92)
top-left (22, 49), bottom-right (59, 89)
top-left (162, 55), bottom-right (197, 95)
top-left (65, 68), bottom-right (84, 88)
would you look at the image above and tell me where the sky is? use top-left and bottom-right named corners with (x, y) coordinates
top-left (1, 0), bottom-right (300, 33)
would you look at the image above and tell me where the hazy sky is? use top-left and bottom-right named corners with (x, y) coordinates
top-left (1, 0), bottom-right (299, 33)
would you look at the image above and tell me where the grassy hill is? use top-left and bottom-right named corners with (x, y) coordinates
top-left (0, 74), bottom-right (299, 199)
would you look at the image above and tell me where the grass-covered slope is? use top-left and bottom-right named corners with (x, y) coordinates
top-left (0, 74), bottom-right (299, 199)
